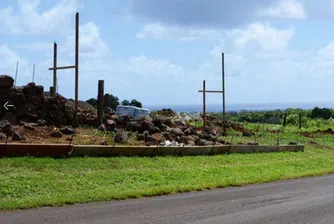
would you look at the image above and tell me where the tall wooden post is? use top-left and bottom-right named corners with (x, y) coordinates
top-left (74, 12), bottom-right (79, 122)
top-left (14, 61), bottom-right (19, 86)
top-left (97, 80), bottom-right (104, 125)
top-left (203, 80), bottom-right (206, 127)
top-left (222, 52), bottom-right (226, 134)
top-left (32, 64), bottom-right (35, 83)
top-left (53, 42), bottom-right (57, 94)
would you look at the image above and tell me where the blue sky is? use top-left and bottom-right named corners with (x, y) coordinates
top-left (1, 0), bottom-right (334, 107)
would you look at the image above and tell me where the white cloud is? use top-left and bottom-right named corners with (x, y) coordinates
top-left (259, 0), bottom-right (307, 19)
top-left (0, 0), bottom-right (79, 35)
top-left (230, 23), bottom-right (295, 53)
top-left (0, 44), bottom-right (36, 85)
top-left (64, 22), bottom-right (110, 58)
top-left (118, 55), bottom-right (183, 77)
top-left (136, 23), bottom-right (222, 41)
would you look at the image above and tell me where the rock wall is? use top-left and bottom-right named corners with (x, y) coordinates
top-left (0, 75), bottom-right (96, 126)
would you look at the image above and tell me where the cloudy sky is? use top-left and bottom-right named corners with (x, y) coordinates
top-left (1, 0), bottom-right (334, 107)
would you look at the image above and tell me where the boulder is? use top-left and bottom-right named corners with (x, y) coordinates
top-left (180, 135), bottom-right (195, 145)
top-left (0, 75), bottom-right (14, 89)
top-left (105, 119), bottom-right (116, 131)
top-left (37, 119), bottom-right (47, 126)
top-left (151, 109), bottom-right (176, 117)
top-left (12, 129), bottom-right (25, 141)
top-left (174, 120), bottom-right (187, 127)
top-left (0, 120), bottom-right (13, 136)
top-left (114, 131), bottom-right (128, 144)
top-left (191, 135), bottom-right (200, 143)
top-left (51, 130), bottom-right (63, 138)
top-left (152, 116), bottom-right (172, 129)
top-left (22, 82), bottom-right (37, 101)
top-left (98, 124), bottom-right (108, 132)
top-left (203, 127), bottom-right (217, 136)
top-left (169, 127), bottom-right (184, 136)
top-left (141, 120), bottom-right (158, 134)
top-left (126, 119), bottom-right (158, 134)
top-left (10, 87), bottom-right (27, 105)
top-left (199, 133), bottom-right (216, 142)
top-left (196, 139), bottom-right (205, 146)
top-left (151, 133), bottom-right (163, 144)
top-left (23, 123), bottom-right (35, 131)
top-left (184, 127), bottom-right (196, 136)
top-left (126, 121), bottom-right (142, 132)
top-left (60, 126), bottom-right (75, 135)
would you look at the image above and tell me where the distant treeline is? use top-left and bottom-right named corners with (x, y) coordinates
top-left (86, 94), bottom-right (142, 110)
top-left (213, 107), bottom-right (334, 126)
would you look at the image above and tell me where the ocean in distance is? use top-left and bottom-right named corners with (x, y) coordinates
top-left (145, 102), bottom-right (334, 113)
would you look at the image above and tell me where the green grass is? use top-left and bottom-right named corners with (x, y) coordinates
top-left (1, 121), bottom-right (334, 211)
top-left (1, 146), bottom-right (334, 211)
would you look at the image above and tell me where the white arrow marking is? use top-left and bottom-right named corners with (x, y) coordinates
top-left (4, 102), bottom-right (13, 110)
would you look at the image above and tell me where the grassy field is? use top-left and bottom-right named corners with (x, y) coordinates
top-left (1, 123), bottom-right (334, 211)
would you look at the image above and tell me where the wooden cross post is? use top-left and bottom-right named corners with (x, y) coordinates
top-left (198, 80), bottom-right (223, 128)
top-left (48, 12), bottom-right (80, 127)
top-left (198, 52), bottom-right (226, 134)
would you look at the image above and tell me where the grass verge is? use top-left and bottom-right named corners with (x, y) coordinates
top-left (0, 147), bottom-right (334, 211)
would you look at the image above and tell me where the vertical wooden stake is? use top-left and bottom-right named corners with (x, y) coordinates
top-left (53, 42), bottom-right (57, 95)
top-left (97, 80), bottom-right (104, 126)
top-left (222, 52), bottom-right (226, 134)
top-left (72, 12), bottom-right (80, 127)
top-left (75, 12), bottom-right (79, 114)
top-left (32, 64), bottom-right (35, 83)
top-left (14, 61), bottom-right (19, 86)
top-left (203, 80), bottom-right (206, 128)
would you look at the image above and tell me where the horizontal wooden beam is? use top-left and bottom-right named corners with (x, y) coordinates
top-left (198, 90), bottom-right (223, 93)
top-left (48, 65), bottom-right (76, 71)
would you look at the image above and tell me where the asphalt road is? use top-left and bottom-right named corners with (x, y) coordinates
top-left (1, 175), bottom-right (334, 224)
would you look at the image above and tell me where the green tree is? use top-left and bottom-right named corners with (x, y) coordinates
top-left (311, 107), bottom-right (333, 119)
top-left (86, 98), bottom-right (97, 108)
top-left (130, 99), bottom-right (142, 108)
top-left (108, 94), bottom-right (120, 110)
top-left (86, 94), bottom-right (120, 111)
top-left (122, 100), bottom-right (130, 106)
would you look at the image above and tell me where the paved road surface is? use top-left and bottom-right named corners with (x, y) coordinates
top-left (1, 175), bottom-right (334, 224)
